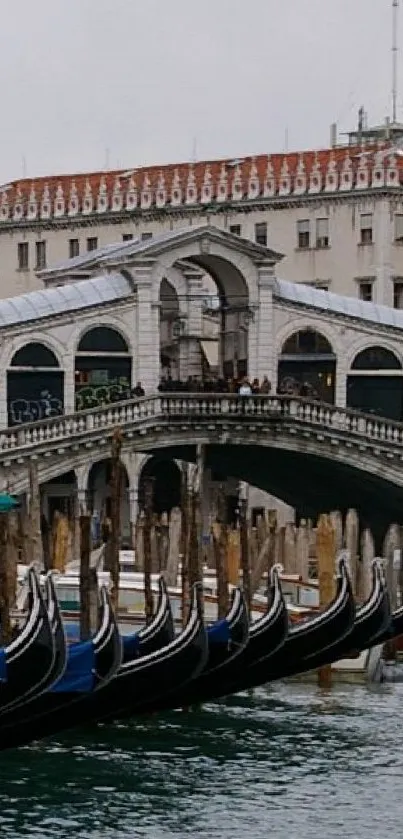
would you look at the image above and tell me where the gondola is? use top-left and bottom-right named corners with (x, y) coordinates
top-left (0, 585), bottom-right (121, 751)
top-left (142, 565), bottom-right (288, 713)
top-left (0, 572), bottom-right (68, 716)
top-left (136, 585), bottom-right (249, 714)
top-left (0, 582), bottom-right (206, 749)
top-left (121, 575), bottom-right (174, 663)
top-left (203, 553), bottom-right (355, 698)
top-left (297, 558), bottom-right (391, 675)
top-left (0, 566), bottom-right (55, 713)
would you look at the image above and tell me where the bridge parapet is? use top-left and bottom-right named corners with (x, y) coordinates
top-left (1, 393), bottom-right (403, 463)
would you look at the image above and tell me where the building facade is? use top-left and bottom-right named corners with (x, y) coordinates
top-left (2, 142), bottom-right (403, 307)
top-left (1, 226), bottom-right (403, 537)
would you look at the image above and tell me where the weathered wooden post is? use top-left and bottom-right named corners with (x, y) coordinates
top-left (316, 513), bottom-right (336, 688)
top-left (296, 518), bottom-right (310, 580)
top-left (0, 513), bottom-right (12, 645)
top-left (383, 524), bottom-right (401, 611)
top-left (213, 483), bottom-right (229, 620)
top-left (109, 428), bottom-right (123, 613)
top-left (360, 528), bottom-right (375, 603)
top-left (79, 513), bottom-right (92, 641)
top-left (284, 523), bottom-right (297, 575)
top-left (345, 508), bottom-right (359, 596)
top-left (180, 464), bottom-right (190, 627)
top-left (143, 476), bottom-right (155, 623)
top-left (28, 462), bottom-right (43, 571)
top-left (165, 507), bottom-right (182, 587)
top-left (239, 493), bottom-right (251, 616)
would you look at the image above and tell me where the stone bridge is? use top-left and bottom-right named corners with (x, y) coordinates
top-left (2, 394), bottom-right (403, 531)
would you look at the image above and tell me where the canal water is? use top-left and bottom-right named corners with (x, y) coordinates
top-left (0, 681), bottom-right (402, 839)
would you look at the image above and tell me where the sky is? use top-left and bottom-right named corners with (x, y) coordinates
top-left (0, 0), bottom-right (398, 182)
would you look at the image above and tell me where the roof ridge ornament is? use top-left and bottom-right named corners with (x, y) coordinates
top-left (83, 178), bottom-right (93, 215)
top-left (171, 168), bottom-right (182, 206)
top-left (294, 153), bottom-right (307, 195)
top-left (248, 156), bottom-right (260, 200)
top-left (201, 164), bottom-right (213, 204)
top-left (27, 183), bottom-right (38, 220)
top-left (112, 175), bottom-right (123, 212)
top-left (68, 179), bottom-right (79, 216)
top-left (97, 175), bottom-right (108, 213)
top-left (156, 170), bottom-right (167, 208)
top-left (54, 182), bottom-right (65, 218)
top-left (309, 151), bottom-right (322, 194)
top-left (264, 154), bottom-right (276, 197)
top-left (186, 164), bottom-right (197, 205)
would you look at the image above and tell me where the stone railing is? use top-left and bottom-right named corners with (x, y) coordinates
top-left (1, 394), bottom-right (403, 460)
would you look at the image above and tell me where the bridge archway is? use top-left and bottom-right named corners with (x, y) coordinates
top-left (347, 345), bottom-right (403, 420)
top-left (75, 326), bottom-right (132, 410)
top-left (277, 329), bottom-right (336, 401)
top-left (87, 459), bottom-right (130, 546)
top-left (138, 457), bottom-right (181, 515)
top-left (7, 342), bottom-right (64, 426)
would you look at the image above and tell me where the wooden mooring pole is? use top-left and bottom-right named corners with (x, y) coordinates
top-left (316, 514), bottom-right (336, 689)
top-left (180, 464), bottom-right (190, 627)
top-left (79, 513), bottom-right (92, 641)
top-left (0, 513), bottom-right (13, 645)
top-left (213, 483), bottom-right (229, 620)
top-left (239, 493), bottom-right (251, 617)
top-left (109, 428), bottom-right (123, 613)
top-left (143, 476), bottom-right (155, 624)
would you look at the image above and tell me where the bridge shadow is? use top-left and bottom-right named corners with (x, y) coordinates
top-left (143, 443), bottom-right (403, 550)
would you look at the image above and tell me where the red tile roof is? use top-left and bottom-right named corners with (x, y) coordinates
top-left (0, 143), bottom-right (400, 216)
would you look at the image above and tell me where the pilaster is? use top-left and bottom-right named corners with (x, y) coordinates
top-left (180, 264), bottom-right (204, 380)
top-left (133, 260), bottom-right (160, 392)
top-left (254, 261), bottom-right (276, 383)
top-left (63, 354), bottom-right (75, 415)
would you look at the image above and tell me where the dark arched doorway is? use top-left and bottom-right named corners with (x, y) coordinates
top-left (75, 326), bottom-right (132, 410)
top-left (139, 457), bottom-right (181, 515)
top-left (277, 329), bottom-right (336, 402)
top-left (7, 342), bottom-right (64, 426)
top-left (87, 459), bottom-right (130, 545)
top-left (347, 346), bottom-right (403, 420)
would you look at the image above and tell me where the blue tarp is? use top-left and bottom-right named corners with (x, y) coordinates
top-left (122, 633), bottom-right (140, 659)
top-left (0, 649), bottom-right (7, 682)
top-left (51, 639), bottom-right (95, 693)
top-left (207, 618), bottom-right (230, 644)
top-left (0, 494), bottom-right (19, 513)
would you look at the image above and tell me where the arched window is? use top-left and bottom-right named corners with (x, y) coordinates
top-left (351, 346), bottom-right (402, 371)
top-left (10, 343), bottom-right (59, 368)
top-left (78, 327), bottom-right (129, 354)
top-left (75, 327), bottom-right (132, 411)
top-left (282, 330), bottom-right (333, 356)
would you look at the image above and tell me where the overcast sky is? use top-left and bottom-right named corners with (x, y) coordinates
top-left (0, 0), bottom-right (397, 182)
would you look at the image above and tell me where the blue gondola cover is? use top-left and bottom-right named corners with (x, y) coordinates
top-left (51, 639), bottom-right (95, 693)
top-left (207, 618), bottom-right (230, 644)
top-left (122, 633), bottom-right (140, 659)
top-left (0, 649), bottom-right (7, 682)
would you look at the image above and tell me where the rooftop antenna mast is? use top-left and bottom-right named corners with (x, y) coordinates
top-left (392, 0), bottom-right (399, 123)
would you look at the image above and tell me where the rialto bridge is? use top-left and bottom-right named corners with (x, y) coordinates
top-left (0, 225), bottom-right (403, 545)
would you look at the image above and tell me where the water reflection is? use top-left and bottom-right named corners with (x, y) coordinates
top-left (0, 682), bottom-right (401, 838)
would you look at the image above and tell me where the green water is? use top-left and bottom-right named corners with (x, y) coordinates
top-left (0, 681), bottom-right (402, 838)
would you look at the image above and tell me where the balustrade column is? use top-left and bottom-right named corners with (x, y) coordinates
top-left (134, 261), bottom-right (160, 392)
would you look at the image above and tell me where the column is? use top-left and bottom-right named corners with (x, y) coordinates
top-left (254, 261), bottom-right (276, 384)
top-left (133, 261), bottom-right (160, 392)
top-left (181, 265), bottom-right (204, 380)
top-left (128, 486), bottom-right (139, 549)
top-left (75, 464), bottom-right (90, 561)
top-left (63, 353), bottom-right (75, 415)
top-left (0, 367), bottom-right (7, 427)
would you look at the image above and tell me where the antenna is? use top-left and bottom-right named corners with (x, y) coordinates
top-left (392, 0), bottom-right (399, 123)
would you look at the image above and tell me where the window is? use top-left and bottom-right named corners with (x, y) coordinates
top-left (69, 238), bottom-right (79, 258)
top-left (393, 279), bottom-right (403, 308)
top-left (122, 233), bottom-right (133, 242)
top-left (229, 224), bottom-right (241, 236)
top-left (35, 240), bottom-right (46, 270)
top-left (307, 279), bottom-right (330, 291)
top-left (360, 213), bottom-right (373, 244)
top-left (395, 214), bottom-right (403, 242)
top-left (297, 219), bottom-right (310, 249)
top-left (316, 218), bottom-right (329, 248)
top-left (17, 242), bottom-right (29, 271)
top-left (254, 222), bottom-right (267, 246)
top-left (87, 237), bottom-right (98, 252)
top-left (358, 281), bottom-right (373, 302)
top-left (141, 232), bottom-right (152, 241)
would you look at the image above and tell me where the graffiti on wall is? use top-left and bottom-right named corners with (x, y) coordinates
top-left (9, 390), bottom-right (63, 425)
top-left (75, 377), bottom-right (131, 411)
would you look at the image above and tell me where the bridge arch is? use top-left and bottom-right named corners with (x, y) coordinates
top-left (138, 456), bottom-right (181, 515)
top-left (7, 340), bottom-right (64, 426)
top-left (347, 344), bottom-right (403, 420)
top-left (87, 458), bottom-right (131, 547)
top-left (152, 237), bottom-right (258, 384)
top-left (74, 325), bottom-right (132, 411)
top-left (277, 327), bottom-right (336, 401)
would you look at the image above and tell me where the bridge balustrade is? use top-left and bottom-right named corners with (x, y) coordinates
top-left (0, 393), bottom-right (403, 456)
